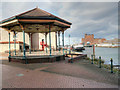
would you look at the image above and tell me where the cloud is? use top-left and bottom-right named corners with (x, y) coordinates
top-left (57, 2), bottom-right (118, 41)
top-left (1, 2), bottom-right (118, 44)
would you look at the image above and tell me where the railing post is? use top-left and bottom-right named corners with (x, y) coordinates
top-left (99, 56), bottom-right (101, 68)
top-left (71, 54), bottom-right (73, 63)
top-left (69, 49), bottom-right (71, 54)
top-left (65, 50), bottom-right (67, 54)
top-left (91, 55), bottom-right (93, 64)
top-left (110, 58), bottom-right (113, 73)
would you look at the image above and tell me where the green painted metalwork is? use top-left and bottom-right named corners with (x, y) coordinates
top-left (62, 31), bottom-right (64, 55)
top-left (14, 32), bottom-right (16, 55)
top-left (110, 58), bottom-right (113, 73)
top-left (69, 49), bottom-right (71, 54)
top-left (49, 25), bottom-right (51, 56)
top-left (65, 50), bottom-right (67, 54)
top-left (91, 55), bottom-right (93, 64)
top-left (29, 33), bottom-right (31, 54)
top-left (17, 16), bottom-right (72, 25)
top-left (1, 17), bottom-right (16, 23)
top-left (8, 33), bottom-right (11, 58)
top-left (55, 32), bottom-right (57, 50)
top-left (71, 54), bottom-right (73, 63)
top-left (58, 31), bottom-right (60, 52)
top-left (23, 30), bottom-right (26, 58)
top-left (23, 30), bottom-right (28, 64)
top-left (99, 56), bottom-right (101, 68)
top-left (45, 33), bottom-right (48, 53)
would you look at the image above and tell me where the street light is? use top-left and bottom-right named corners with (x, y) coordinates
top-left (69, 34), bottom-right (70, 46)
top-left (69, 34), bottom-right (71, 54)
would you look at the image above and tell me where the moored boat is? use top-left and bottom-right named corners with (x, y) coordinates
top-left (73, 45), bottom-right (85, 52)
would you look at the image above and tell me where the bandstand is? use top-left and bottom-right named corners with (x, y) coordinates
top-left (0, 7), bottom-right (72, 64)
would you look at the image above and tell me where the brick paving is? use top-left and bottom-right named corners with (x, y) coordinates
top-left (42, 59), bottom-right (119, 85)
top-left (1, 58), bottom-right (119, 88)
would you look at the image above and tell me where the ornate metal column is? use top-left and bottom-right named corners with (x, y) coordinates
top-left (62, 30), bottom-right (64, 55)
top-left (14, 31), bottom-right (16, 56)
top-left (58, 31), bottom-right (60, 52)
top-left (8, 32), bottom-right (11, 62)
top-left (49, 24), bottom-right (52, 56)
top-left (45, 32), bottom-right (48, 53)
top-left (29, 33), bottom-right (31, 54)
top-left (55, 32), bottom-right (57, 50)
top-left (23, 30), bottom-right (26, 58)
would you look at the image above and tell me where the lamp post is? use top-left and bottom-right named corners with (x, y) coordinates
top-left (69, 34), bottom-right (70, 46)
top-left (93, 44), bottom-right (95, 60)
top-left (69, 34), bottom-right (71, 54)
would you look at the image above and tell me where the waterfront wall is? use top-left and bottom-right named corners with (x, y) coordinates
top-left (96, 43), bottom-right (119, 48)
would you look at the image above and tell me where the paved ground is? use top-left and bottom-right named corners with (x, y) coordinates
top-left (0, 51), bottom-right (119, 88)
top-left (1, 58), bottom-right (119, 88)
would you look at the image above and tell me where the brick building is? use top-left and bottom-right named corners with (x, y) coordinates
top-left (82, 34), bottom-right (106, 45)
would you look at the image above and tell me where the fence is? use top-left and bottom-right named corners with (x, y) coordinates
top-left (90, 54), bottom-right (120, 74)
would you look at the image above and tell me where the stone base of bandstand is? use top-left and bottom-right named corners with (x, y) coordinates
top-left (8, 50), bottom-right (65, 64)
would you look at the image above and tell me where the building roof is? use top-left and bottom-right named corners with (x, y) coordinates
top-left (1, 7), bottom-right (72, 25)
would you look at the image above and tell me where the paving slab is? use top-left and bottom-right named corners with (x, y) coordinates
top-left (1, 59), bottom-right (119, 88)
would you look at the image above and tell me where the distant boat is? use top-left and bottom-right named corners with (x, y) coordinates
top-left (73, 45), bottom-right (85, 52)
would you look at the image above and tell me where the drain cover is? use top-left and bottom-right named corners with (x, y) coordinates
top-left (16, 74), bottom-right (24, 77)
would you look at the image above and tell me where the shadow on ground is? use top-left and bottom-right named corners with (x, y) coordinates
top-left (2, 59), bottom-right (119, 86)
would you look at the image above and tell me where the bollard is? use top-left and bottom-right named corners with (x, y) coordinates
top-left (91, 55), bottom-right (93, 64)
top-left (93, 55), bottom-right (95, 60)
top-left (71, 54), bottom-right (73, 63)
top-left (110, 58), bottom-right (113, 73)
top-left (69, 49), bottom-right (71, 54)
top-left (99, 56), bottom-right (101, 68)
top-left (65, 50), bottom-right (67, 54)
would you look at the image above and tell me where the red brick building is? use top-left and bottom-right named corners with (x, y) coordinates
top-left (82, 34), bottom-right (106, 45)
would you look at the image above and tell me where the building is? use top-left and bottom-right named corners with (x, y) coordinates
top-left (0, 28), bottom-right (56, 52)
top-left (81, 34), bottom-right (106, 45)
top-left (0, 7), bottom-right (72, 53)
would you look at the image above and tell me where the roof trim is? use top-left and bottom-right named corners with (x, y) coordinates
top-left (0, 19), bottom-right (18, 27)
top-left (1, 7), bottom-right (72, 25)
top-left (17, 16), bottom-right (72, 25)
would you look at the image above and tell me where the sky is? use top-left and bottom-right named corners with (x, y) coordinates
top-left (0, 1), bottom-right (119, 45)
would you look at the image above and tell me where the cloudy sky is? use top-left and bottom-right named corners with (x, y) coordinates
top-left (0, 2), bottom-right (118, 45)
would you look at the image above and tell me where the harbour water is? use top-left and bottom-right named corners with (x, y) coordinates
top-left (82, 47), bottom-right (119, 65)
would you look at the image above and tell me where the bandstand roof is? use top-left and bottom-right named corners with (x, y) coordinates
top-left (0, 7), bottom-right (72, 33)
